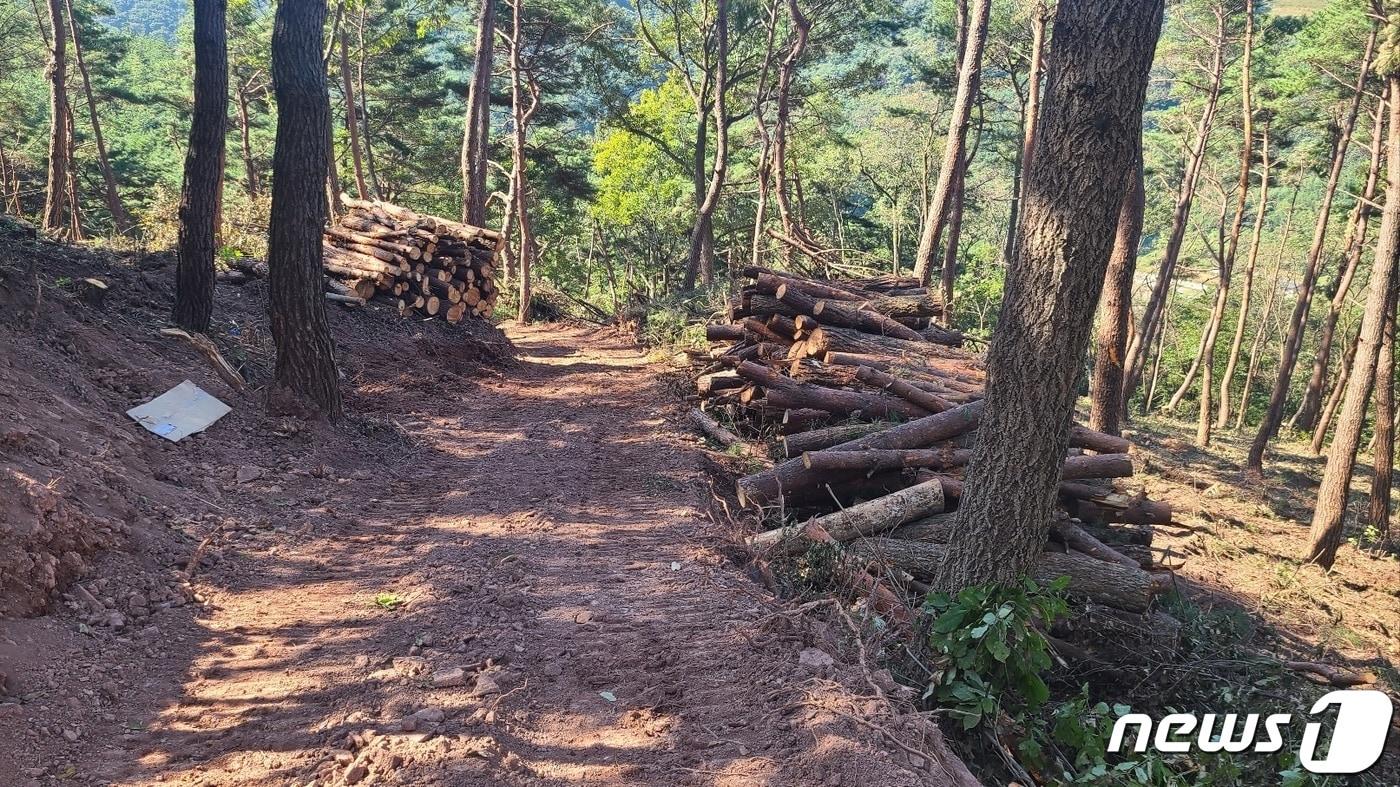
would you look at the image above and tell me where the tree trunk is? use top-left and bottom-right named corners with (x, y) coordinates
top-left (64, 0), bottom-right (133, 234)
top-left (1194, 0), bottom-right (1254, 447)
top-left (236, 83), bottom-right (258, 197)
top-left (356, 4), bottom-right (379, 198)
top-left (1120, 10), bottom-right (1228, 404)
top-left (1305, 77), bottom-right (1400, 568)
top-left (1236, 178), bottom-right (1300, 428)
top-left (1291, 98), bottom-right (1386, 432)
top-left (337, 29), bottom-right (368, 200)
top-left (1368, 301), bottom-right (1396, 539)
top-left (911, 0), bottom-right (988, 303)
top-left (1217, 122), bottom-right (1272, 428)
top-left (173, 0), bottom-right (228, 334)
top-left (1088, 148), bottom-right (1144, 437)
top-left (1005, 0), bottom-right (1049, 267)
top-left (1247, 24), bottom-right (1377, 472)
top-left (682, 0), bottom-right (729, 291)
top-left (41, 0), bottom-right (69, 233)
top-left (748, 478), bottom-right (945, 555)
top-left (268, 0), bottom-right (342, 419)
top-left (931, 0), bottom-right (1163, 590)
top-left (507, 0), bottom-right (539, 322)
top-left (460, 0), bottom-right (494, 226)
top-left (1311, 325), bottom-right (1361, 455)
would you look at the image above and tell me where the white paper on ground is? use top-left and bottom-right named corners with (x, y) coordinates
top-left (126, 380), bottom-right (232, 442)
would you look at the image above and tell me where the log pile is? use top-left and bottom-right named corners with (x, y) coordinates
top-left (320, 196), bottom-right (500, 323)
top-left (689, 268), bottom-right (1176, 617)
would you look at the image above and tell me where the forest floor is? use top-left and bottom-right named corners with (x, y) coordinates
top-left (0, 240), bottom-right (975, 786)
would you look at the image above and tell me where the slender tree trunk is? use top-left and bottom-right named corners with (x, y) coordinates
top-left (1311, 326), bottom-right (1361, 454)
top-left (41, 0), bottom-right (69, 232)
top-left (682, 0), bottom-right (730, 291)
top-left (0, 138), bottom-right (19, 214)
top-left (750, 0), bottom-right (781, 271)
top-left (1248, 24), bottom-right (1378, 471)
top-left (1236, 179), bottom-right (1301, 427)
top-left (356, 5), bottom-right (379, 199)
top-left (1006, 0), bottom-right (1049, 266)
top-left (933, 0), bottom-right (1163, 590)
top-left (507, 0), bottom-right (540, 322)
top-left (1368, 302), bottom-right (1396, 538)
top-left (236, 83), bottom-right (258, 197)
top-left (1193, 1), bottom-right (1255, 446)
top-left (337, 30), bottom-right (368, 199)
top-left (1145, 282), bottom-right (1174, 413)
top-left (766, 0), bottom-right (819, 262)
top-left (268, 0), bottom-right (342, 419)
top-left (1164, 194), bottom-right (1231, 412)
top-left (1291, 99), bottom-right (1387, 432)
top-left (460, 0), bottom-right (494, 226)
top-left (172, 0), bottom-right (227, 333)
top-left (1121, 11), bottom-right (1228, 404)
top-left (681, 93), bottom-right (714, 289)
top-left (64, 0), bottom-right (132, 234)
top-left (1089, 148), bottom-right (1145, 436)
top-left (1218, 123), bottom-right (1272, 428)
top-left (1305, 77), bottom-right (1400, 568)
top-left (911, 0), bottom-right (989, 301)
top-left (62, 102), bottom-right (82, 240)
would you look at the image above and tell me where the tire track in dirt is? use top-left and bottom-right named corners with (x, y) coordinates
top-left (7, 322), bottom-right (974, 786)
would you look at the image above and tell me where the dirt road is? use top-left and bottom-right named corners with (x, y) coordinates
top-left (2, 321), bottom-right (971, 786)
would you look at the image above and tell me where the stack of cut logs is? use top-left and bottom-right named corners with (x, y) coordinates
top-left (320, 196), bottom-right (500, 323)
top-left (689, 267), bottom-right (1176, 619)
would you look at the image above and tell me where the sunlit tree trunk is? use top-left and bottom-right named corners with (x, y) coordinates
top-left (1247, 24), bottom-right (1377, 471)
top-left (1311, 326), bottom-right (1361, 455)
top-left (41, 0), bottom-right (69, 232)
top-left (1089, 149), bottom-right (1144, 437)
top-left (1291, 98), bottom-right (1386, 432)
top-left (1368, 304), bottom-right (1395, 540)
top-left (1005, 0), bottom-right (1049, 266)
top-left (911, 0), bottom-right (988, 306)
top-left (1218, 123), bottom-right (1272, 428)
top-left (1121, 8), bottom-right (1228, 406)
top-left (1306, 77), bottom-right (1400, 568)
top-left (1236, 179), bottom-right (1300, 427)
top-left (337, 29), bottom-right (368, 199)
top-left (460, 0), bottom-right (494, 225)
top-left (684, 0), bottom-right (730, 291)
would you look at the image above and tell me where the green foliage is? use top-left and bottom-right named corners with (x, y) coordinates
top-left (920, 577), bottom-right (1069, 730)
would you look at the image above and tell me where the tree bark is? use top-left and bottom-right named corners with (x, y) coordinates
top-left (1006, 0), bottom-right (1049, 267)
top-left (1311, 326), bottom-right (1361, 454)
top-left (1088, 148), bottom-right (1144, 436)
top-left (337, 29), bottom-right (368, 200)
top-left (508, 0), bottom-right (538, 322)
top-left (1305, 77), bottom-right (1400, 568)
top-left (682, 0), bottom-right (729, 291)
top-left (64, 0), bottom-right (132, 234)
top-left (931, 0), bottom-right (1163, 590)
top-left (1120, 9), bottom-right (1228, 404)
top-left (1291, 98), bottom-right (1386, 432)
top-left (748, 478), bottom-right (945, 554)
top-left (1217, 122), bottom-right (1272, 428)
top-left (173, 0), bottom-right (228, 334)
top-left (1248, 24), bottom-right (1377, 471)
top-left (911, 0), bottom-right (989, 302)
top-left (1368, 301), bottom-right (1395, 539)
top-left (41, 0), bottom-right (69, 233)
top-left (268, 0), bottom-right (342, 419)
top-left (460, 0), bottom-right (495, 226)
top-left (235, 82), bottom-right (259, 198)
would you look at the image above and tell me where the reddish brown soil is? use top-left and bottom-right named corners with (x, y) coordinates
top-left (0, 244), bottom-right (973, 786)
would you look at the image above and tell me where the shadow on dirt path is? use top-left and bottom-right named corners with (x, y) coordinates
top-left (5, 322), bottom-right (972, 786)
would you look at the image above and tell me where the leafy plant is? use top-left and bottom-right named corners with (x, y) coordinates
top-left (920, 577), bottom-right (1070, 730)
top-left (373, 592), bottom-right (405, 610)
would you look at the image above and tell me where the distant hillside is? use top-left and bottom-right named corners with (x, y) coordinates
top-left (103, 0), bottom-right (185, 42)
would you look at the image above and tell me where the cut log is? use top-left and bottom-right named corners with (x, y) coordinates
top-left (849, 538), bottom-right (1163, 613)
top-left (802, 447), bottom-right (972, 475)
top-left (854, 366), bottom-right (954, 413)
top-left (697, 371), bottom-right (746, 397)
top-left (1052, 519), bottom-right (1141, 568)
top-left (79, 277), bottom-right (108, 309)
top-left (804, 325), bottom-right (945, 359)
top-left (730, 360), bottom-right (928, 420)
top-left (736, 401), bottom-right (985, 507)
top-left (811, 298), bottom-right (925, 342)
top-left (750, 270), bottom-right (862, 302)
top-left (748, 478), bottom-right (945, 554)
top-left (706, 323), bottom-right (746, 342)
top-left (688, 408), bottom-right (760, 458)
top-left (781, 422), bottom-right (894, 456)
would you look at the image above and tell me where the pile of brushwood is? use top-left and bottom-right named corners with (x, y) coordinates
top-left (321, 197), bottom-right (500, 322)
top-left (688, 267), bottom-right (1177, 621)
